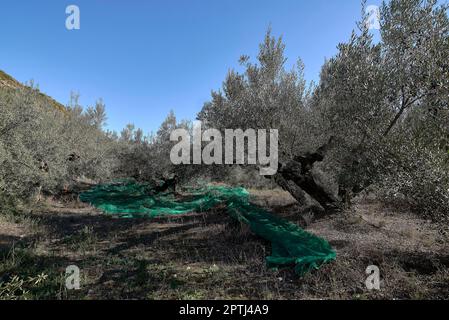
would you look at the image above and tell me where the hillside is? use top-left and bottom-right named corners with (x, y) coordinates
top-left (0, 69), bottom-right (67, 113)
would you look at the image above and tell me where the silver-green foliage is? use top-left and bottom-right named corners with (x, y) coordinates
top-left (0, 86), bottom-right (116, 208)
top-left (198, 0), bottom-right (449, 219)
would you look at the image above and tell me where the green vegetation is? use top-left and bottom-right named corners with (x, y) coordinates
top-left (1, 0), bottom-right (448, 300)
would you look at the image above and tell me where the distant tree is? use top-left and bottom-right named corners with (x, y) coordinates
top-left (156, 110), bottom-right (177, 143)
top-left (86, 98), bottom-right (108, 129)
top-left (120, 124), bottom-right (136, 142)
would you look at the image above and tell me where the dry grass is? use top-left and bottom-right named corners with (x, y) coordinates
top-left (0, 218), bottom-right (28, 252)
top-left (1, 190), bottom-right (448, 300)
top-left (248, 188), bottom-right (297, 208)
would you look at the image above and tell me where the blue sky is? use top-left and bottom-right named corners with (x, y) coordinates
top-left (0, 0), bottom-right (382, 133)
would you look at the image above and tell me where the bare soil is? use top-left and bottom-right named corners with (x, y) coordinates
top-left (1, 189), bottom-right (448, 300)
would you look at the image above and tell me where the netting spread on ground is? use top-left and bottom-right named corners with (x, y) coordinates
top-left (79, 183), bottom-right (336, 275)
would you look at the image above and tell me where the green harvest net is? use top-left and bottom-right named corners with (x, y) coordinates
top-left (79, 183), bottom-right (336, 275)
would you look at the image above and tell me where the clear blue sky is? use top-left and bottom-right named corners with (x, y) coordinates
top-left (0, 0), bottom-right (382, 133)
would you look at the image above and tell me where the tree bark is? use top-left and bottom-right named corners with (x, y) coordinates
top-left (274, 137), bottom-right (344, 213)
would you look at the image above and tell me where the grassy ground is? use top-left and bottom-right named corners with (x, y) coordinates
top-left (1, 188), bottom-right (448, 300)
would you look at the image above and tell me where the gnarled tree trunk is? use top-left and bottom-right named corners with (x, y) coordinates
top-left (274, 137), bottom-right (345, 214)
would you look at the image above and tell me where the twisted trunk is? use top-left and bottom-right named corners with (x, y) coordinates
top-left (274, 137), bottom-right (346, 213)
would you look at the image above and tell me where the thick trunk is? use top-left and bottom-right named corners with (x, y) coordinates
top-left (274, 137), bottom-right (344, 213)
